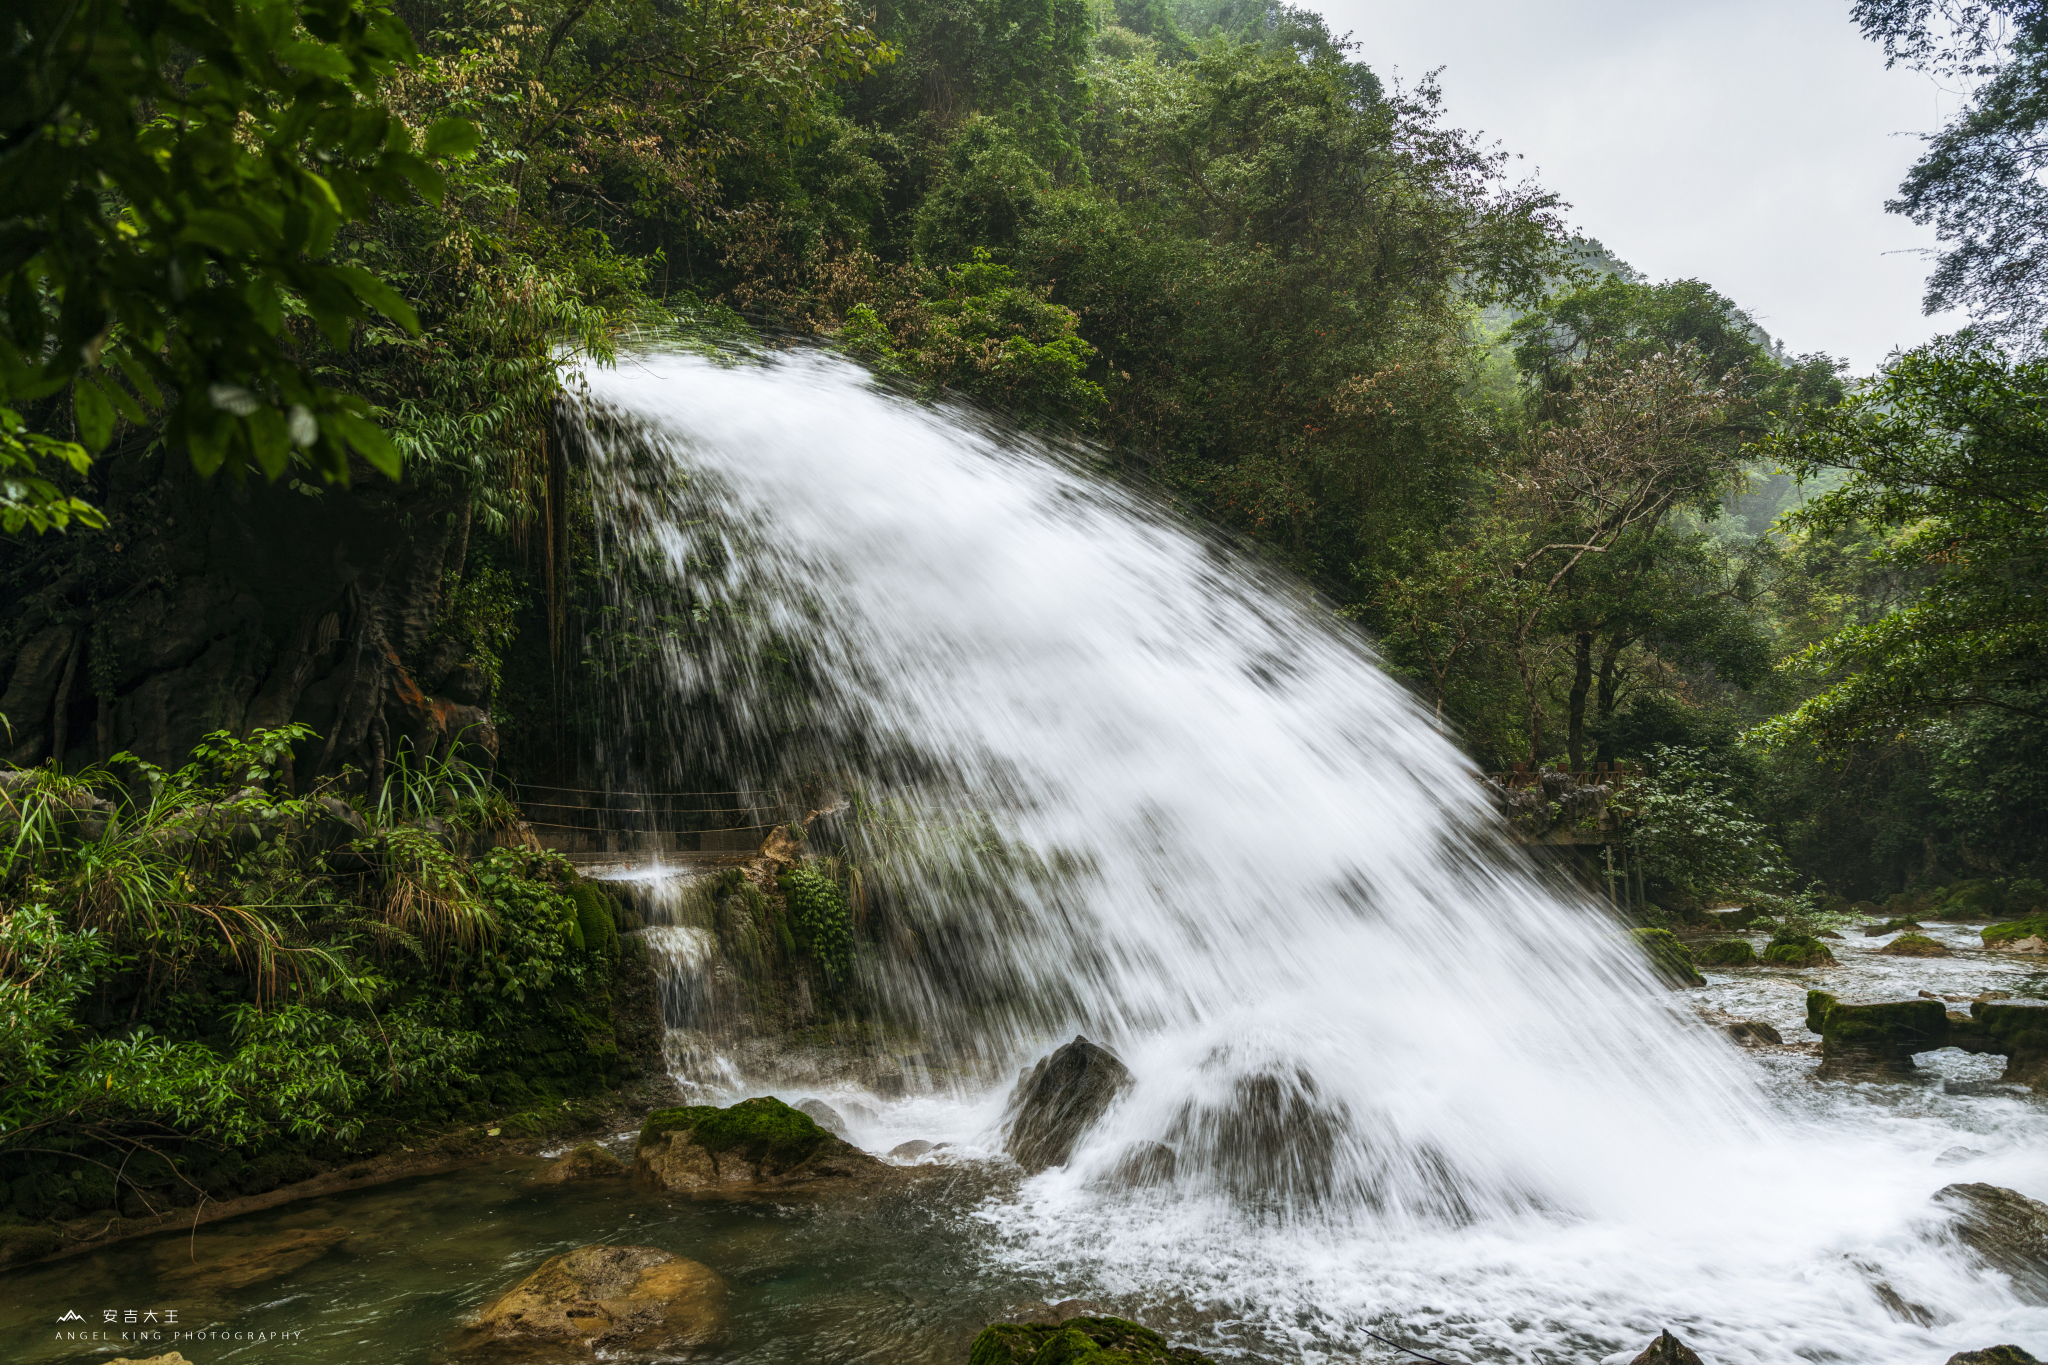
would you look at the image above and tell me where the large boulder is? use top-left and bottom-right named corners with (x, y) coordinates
top-left (632, 1096), bottom-right (887, 1194)
top-left (448, 1243), bottom-right (726, 1357)
top-left (1957, 1001), bottom-right (2048, 1090)
top-left (1694, 938), bottom-right (1756, 968)
top-left (1003, 1037), bottom-right (1133, 1174)
top-left (1806, 992), bottom-right (1946, 1080)
top-left (970, 1315), bottom-right (1214, 1365)
top-left (796, 1099), bottom-right (848, 1137)
top-left (1948, 1349), bottom-right (2042, 1365)
top-left (1935, 1183), bottom-right (2048, 1302)
top-left (1630, 1331), bottom-right (1705, 1365)
top-left (1763, 932), bottom-right (1835, 968)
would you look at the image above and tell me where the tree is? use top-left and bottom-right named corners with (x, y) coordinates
top-left (1, 0), bottom-right (480, 534)
top-left (1853, 0), bottom-right (2048, 344)
top-left (1754, 335), bottom-right (2048, 746)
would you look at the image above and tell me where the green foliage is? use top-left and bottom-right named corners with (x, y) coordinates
top-left (780, 864), bottom-right (854, 982)
top-left (1, 0), bottom-right (478, 531)
top-left (1628, 927), bottom-right (1704, 987)
top-left (1622, 745), bottom-right (1790, 902)
top-left (1756, 337), bottom-right (2048, 748)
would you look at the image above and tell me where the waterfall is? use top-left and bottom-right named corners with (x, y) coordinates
top-left (568, 347), bottom-right (2048, 1363)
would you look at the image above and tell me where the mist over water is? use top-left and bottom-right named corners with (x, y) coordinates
top-left (572, 348), bottom-right (2048, 1363)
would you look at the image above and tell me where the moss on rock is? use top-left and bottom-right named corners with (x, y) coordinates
top-left (969, 1316), bottom-right (1215, 1365)
top-left (1694, 938), bottom-right (1756, 967)
top-left (1630, 928), bottom-right (1705, 987)
top-left (1807, 991), bottom-right (1948, 1079)
top-left (637, 1097), bottom-right (828, 1166)
top-left (1763, 932), bottom-right (1835, 968)
top-left (1983, 915), bottom-right (2048, 947)
top-left (1879, 932), bottom-right (1951, 958)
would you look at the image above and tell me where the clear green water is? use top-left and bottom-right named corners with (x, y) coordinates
top-left (0, 1152), bottom-right (1066, 1364)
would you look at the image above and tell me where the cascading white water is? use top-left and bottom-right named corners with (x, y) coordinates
top-left (571, 348), bottom-right (2048, 1363)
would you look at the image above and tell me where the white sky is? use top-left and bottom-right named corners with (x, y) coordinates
top-left (1315, 0), bottom-right (1966, 374)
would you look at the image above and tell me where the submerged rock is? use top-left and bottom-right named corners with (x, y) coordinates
top-left (449, 1243), bottom-right (726, 1357)
top-left (1947, 1348), bottom-right (2042, 1365)
top-left (1629, 1330), bottom-right (1705, 1365)
top-left (969, 1315), bottom-right (1214, 1365)
top-left (159, 1226), bottom-right (350, 1294)
top-left (1630, 928), bottom-right (1705, 987)
top-left (633, 1096), bottom-right (888, 1194)
top-left (1934, 1183), bottom-right (2048, 1302)
top-left (796, 1098), bottom-right (848, 1137)
top-left (1724, 1019), bottom-right (1783, 1046)
top-left (1003, 1037), bottom-right (1133, 1174)
top-left (535, 1142), bottom-right (625, 1183)
top-left (1879, 932), bottom-right (1951, 957)
top-left (1807, 992), bottom-right (1946, 1080)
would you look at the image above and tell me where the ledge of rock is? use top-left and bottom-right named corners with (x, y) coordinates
top-left (1935, 1183), bottom-right (2048, 1303)
top-left (1003, 1037), bottom-right (1133, 1174)
top-left (633, 1096), bottom-right (890, 1194)
top-left (970, 1315), bottom-right (1214, 1365)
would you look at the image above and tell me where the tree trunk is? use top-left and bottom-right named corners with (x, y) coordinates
top-left (1594, 633), bottom-right (1627, 763)
top-left (1567, 629), bottom-right (1593, 771)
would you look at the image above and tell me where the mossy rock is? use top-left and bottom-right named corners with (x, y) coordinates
top-left (1694, 938), bottom-right (1756, 967)
top-left (1946, 1348), bottom-right (2042, 1365)
top-left (569, 883), bottom-right (620, 954)
top-left (969, 1316), bottom-right (1215, 1365)
top-left (1934, 878), bottom-right (2008, 921)
top-left (1629, 928), bottom-right (1704, 987)
top-left (1807, 991), bottom-right (1947, 1079)
top-left (638, 1096), bottom-right (828, 1166)
top-left (0, 1222), bottom-right (63, 1268)
top-left (1983, 915), bottom-right (2048, 947)
top-left (1879, 932), bottom-right (1951, 958)
top-left (1763, 934), bottom-right (1835, 968)
top-left (1863, 916), bottom-right (1925, 936)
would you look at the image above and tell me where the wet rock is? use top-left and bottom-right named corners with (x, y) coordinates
top-left (1694, 938), bottom-right (1756, 968)
top-left (1003, 1037), bottom-right (1134, 1174)
top-left (633, 1096), bottom-right (888, 1194)
top-left (1807, 992), bottom-right (1947, 1080)
top-left (1938, 1146), bottom-right (1987, 1165)
top-left (1763, 932), bottom-right (1836, 968)
top-left (1879, 932), bottom-right (1951, 957)
top-left (1954, 1001), bottom-right (2048, 1091)
top-left (1167, 1064), bottom-right (1344, 1206)
top-left (1630, 928), bottom-right (1705, 987)
top-left (1629, 1330), bottom-right (1705, 1365)
top-left (969, 1315), bottom-right (1215, 1365)
top-left (159, 1226), bottom-right (350, 1294)
top-left (887, 1140), bottom-right (934, 1160)
top-left (1107, 1141), bottom-right (1178, 1187)
top-left (1864, 918), bottom-right (1926, 937)
top-left (796, 1099), bottom-right (848, 1137)
top-left (1983, 915), bottom-right (2048, 950)
top-left (106, 1355), bottom-right (196, 1365)
top-left (1947, 1348), bottom-right (2042, 1365)
top-left (448, 1243), bottom-right (726, 1358)
top-left (535, 1143), bottom-right (625, 1183)
top-left (1724, 1019), bottom-right (1783, 1046)
top-left (1934, 1183), bottom-right (2048, 1302)
top-left (1010, 1299), bottom-right (1114, 1324)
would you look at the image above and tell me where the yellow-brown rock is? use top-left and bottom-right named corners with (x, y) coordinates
top-left (449, 1244), bottom-right (726, 1358)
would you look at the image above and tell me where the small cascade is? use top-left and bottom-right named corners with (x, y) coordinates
top-left (557, 347), bottom-right (2048, 1363)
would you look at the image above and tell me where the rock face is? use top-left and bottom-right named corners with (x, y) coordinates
top-left (1807, 992), bottom-right (1947, 1079)
top-left (633, 1096), bottom-right (888, 1194)
top-left (449, 1243), bottom-right (727, 1358)
top-left (970, 1315), bottom-right (1215, 1365)
top-left (796, 1099), bottom-right (848, 1137)
top-left (1935, 1183), bottom-right (2048, 1302)
top-left (1003, 1037), bottom-right (1134, 1174)
top-left (1879, 932), bottom-right (1951, 957)
top-left (1630, 928), bottom-right (1705, 987)
top-left (535, 1142), bottom-right (626, 1183)
top-left (1947, 1348), bottom-right (2042, 1365)
top-left (1629, 1330), bottom-right (1705, 1365)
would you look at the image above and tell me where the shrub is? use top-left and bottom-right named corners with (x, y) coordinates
top-left (779, 865), bottom-right (853, 982)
